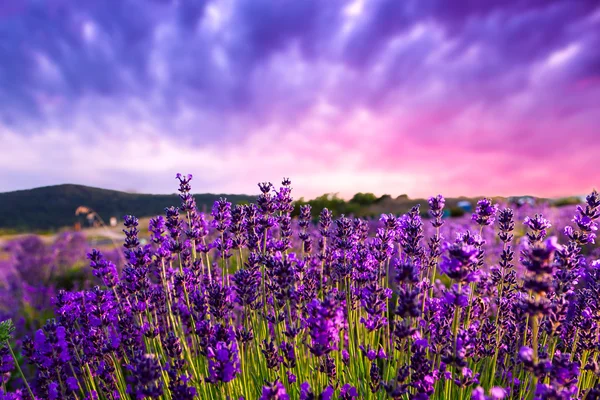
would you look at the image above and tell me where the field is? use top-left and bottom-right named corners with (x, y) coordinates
top-left (0, 174), bottom-right (599, 399)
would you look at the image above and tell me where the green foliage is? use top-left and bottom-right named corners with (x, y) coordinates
top-left (0, 319), bottom-right (15, 342)
top-left (0, 228), bottom-right (20, 237)
top-left (51, 265), bottom-right (90, 291)
top-left (553, 196), bottom-right (583, 207)
top-left (349, 192), bottom-right (378, 206)
top-left (376, 194), bottom-right (392, 203)
top-left (294, 193), bottom-right (362, 218)
top-left (449, 206), bottom-right (466, 217)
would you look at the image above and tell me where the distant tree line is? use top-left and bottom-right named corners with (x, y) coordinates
top-left (293, 192), bottom-right (394, 218)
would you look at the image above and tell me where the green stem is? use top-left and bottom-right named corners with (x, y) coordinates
top-left (6, 341), bottom-right (35, 400)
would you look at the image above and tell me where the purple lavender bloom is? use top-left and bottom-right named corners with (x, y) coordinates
top-left (380, 214), bottom-right (399, 231)
top-left (397, 205), bottom-right (424, 259)
top-left (342, 349), bottom-right (350, 365)
top-left (395, 285), bottom-right (422, 318)
top-left (88, 249), bottom-right (119, 288)
top-left (163, 331), bottom-right (183, 361)
top-left (207, 340), bottom-right (240, 383)
top-left (521, 237), bottom-right (561, 275)
top-left (299, 382), bottom-right (334, 400)
top-left (428, 195), bottom-right (445, 228)
top-left (213, 233), bottom-right (234, 260)
top-left (372, 228), bottom-right (395, 264)
top-left (280, 341), bottom-right (296, 369)
top-left (497, 208), bottom-right (515, 243)
top-left (370, 362), bottom-right (382, 393)
top-left (472, 198), bottom-right (498, 226)
top-left (563, 190), bottom-right (600, 245)
top-left (207, 281), bottom-right (233, 320)
top-left (164, 206), bottom-right (182, 239)
top-left (123, 215), bottom-right (140, 249)
top-left (521, 237), bottom-right (561, 305)
top-left (359, 344), bottom-right (378, 361)
top-left (472, 386), bottom-right (506, 399)
top-left (286, 371), bottom-right (296, 384)
top-left (211, 198), bottom-right (232, 232)
top-left (519, 346), bottom-right (535, 366)
top-left (232, 268), bottom-right (261, 309)
top-left (524, 214), bottom-right (552, 244)
top-left (275, 178), bottom-right (294, 214)
top-left (534, 383), bottom-right (573, 400)
top-left (440, 242), bottom-right (479, 283)
top-left (359, 283), bottom-right (392, 332)
top-left (299, 204), bottom-right (313, 253)
top-left (167, 374), bottom-right (197, 400)
top-left (48, 381), bottom-right (59, 400)
top-left (0, 389), bottom-right (24, 400)
top-left (0, 343), bottom-right (14, 375)
top-left (260, 380), bottom-right (290, 400)
top-left (261, 340), bottom-right (282, 370)
top-left (394, 258), bottom-right (420, 284)
top-left (306, 296), bottom-right (344, 356)
top-left (126, 353), bottom-right (164, 399)
top-left (444, 284), bottom-right (470, 307)
top-left (543, 351), bottom-right (579, 397)
top-left (66, 377), bottom-right (79, 391)
top-left (319, 209), bottom-right (333, 237)
top-left (148, 216), bottom-right (167, 245)
top-left (339, 384), bottom-right (358, 399)
top-left (571, 215), bottom-right (598, 244)
top-left (178, 193), bottom-right (197, 215)
top-left (299, 205), bottom-right (312, 228)
top-left (230, 204), bottom-right (248, 249)
top-left (257, 182), bottom-right (276, 217)
top-left (176, 173), bottom-right (193, 193)
top-left (427, 195), bottom-right (446, 274)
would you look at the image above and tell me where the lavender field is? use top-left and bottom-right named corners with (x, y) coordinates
top-left (0, 174), bottom-right (598, 400)
top-left (2, 0), bottom-right (600, 398)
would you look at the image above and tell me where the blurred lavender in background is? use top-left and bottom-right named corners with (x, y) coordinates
top-left (0, 232), bottom-right (123, 334)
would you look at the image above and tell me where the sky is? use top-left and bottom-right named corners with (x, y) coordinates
top-left (0, 0), bottom-right (599, 199)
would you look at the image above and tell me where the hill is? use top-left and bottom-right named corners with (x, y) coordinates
top-left (0, 184), bottom-right (257, 232)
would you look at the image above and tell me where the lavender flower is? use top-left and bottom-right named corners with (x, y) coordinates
top-left (397, 205), bottom-right (424, 259)
top-left (339, 384), bottom-right (358, 399)
top-left (126, 353), bottom-right (164, 399)
top-left (472, 198), bottom-right (498, 227)
top-left (440, 242), bottom-right (479, 284)
top-left (123, 215), bottom-right (140, 250)
top-left (306, 296), bottom-right (344, 356)
top-left (260, 380), bottom-right (290, 400)
top-left (428, 194), bottom-right (446, 228)
top-left (521, 237), bottom-right (561, 302)
top-left (471, 386), bottom-right (506, 399)
top-left (524, 214), bottom-right (552, 244)
top-left (211, 197), bottom-right (232, 232)
top-left (299, 382), bottom-right (334, 400)
top-left (207, 340), bottom-right (240, 383)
